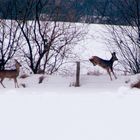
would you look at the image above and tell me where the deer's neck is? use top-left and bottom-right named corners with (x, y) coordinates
top-left (16, 67), bottom-right (20, 75)
top-left (110, 57), bottom-right (115, 64)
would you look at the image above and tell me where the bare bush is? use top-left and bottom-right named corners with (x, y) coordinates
top-left (104, 0), bottom-right (140, 74)
top-left (20, 83), bottom-right (26, 88)
top-left (20, 74), bottom-right (29, 79)
top-left (0, 20), bottom-right (22, 70)
top-left (87, 70), bottom-right (103, 76)
top-left (38, 75), bottom-right (46, 84)
top-left (15, 0), bottom-right (87, 74)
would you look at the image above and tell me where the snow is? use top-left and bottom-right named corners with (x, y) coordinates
top-left (0, 74), bottom-right (140, 140)
top-left (0, 23), bottom-right (140, 140)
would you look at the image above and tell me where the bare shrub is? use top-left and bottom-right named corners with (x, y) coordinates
top-left (37, 69), bottom-right (45, 74)
top-left (20, 74), bottom-right (29, 79)
top-left (69, 82), bottom-right (80, 87)
top-left (20, 83), bottom-right (26, 88)
top-left (87, 70), bottom-right (103, 76)
top-left (103, 0), bottom-right (140, 74)
top-left (69, 82), bottom-right (75, 87)
top-left (125, 79), bottom-right (130, 84)
top-left (38, 75), bottom-right (46, 84)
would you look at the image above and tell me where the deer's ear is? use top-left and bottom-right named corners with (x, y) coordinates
top-left (14, 59), bottom-right (19, 63)
top-left (112, 52), bottom-right (116, 55)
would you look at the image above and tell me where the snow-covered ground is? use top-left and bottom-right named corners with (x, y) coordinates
top-left (0, 74), bottom-right (140, 140)
top-left (0, 23), bottom-right (140, 140)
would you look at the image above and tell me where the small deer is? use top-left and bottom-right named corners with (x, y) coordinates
top-left (0, 59), bottom-right (21, 88)
top-left (89, 52), bottom-right (118, 80)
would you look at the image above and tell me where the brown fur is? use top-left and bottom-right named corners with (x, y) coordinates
top-left (131, 80), bottom-right (140, 89)
top-left (0, 60), bottom-right (21, 88)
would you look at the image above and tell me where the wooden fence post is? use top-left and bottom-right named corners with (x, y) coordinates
top-left (75, 61), bottom-right (80, 87)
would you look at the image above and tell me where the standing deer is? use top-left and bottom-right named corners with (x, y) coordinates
top-left (0, 59), bottom-right (21, 88)
top-left (89, 52), bottom-right (118, 80)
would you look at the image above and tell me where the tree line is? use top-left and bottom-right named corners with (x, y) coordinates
top-left (0, 0), bottom-right (139, 25)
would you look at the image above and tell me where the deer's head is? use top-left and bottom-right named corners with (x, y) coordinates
top-left (14, 59), bottom-right (22, 67)
top-left (111, 52), bottom-right (118, 62)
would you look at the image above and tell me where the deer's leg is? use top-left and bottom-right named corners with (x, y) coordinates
top-left (0, 78), bottom-right (5, 88)
top-left (92, 62), bottom-right (96, 66)
top-left (14, 78), bottom-right (19, 88)
top-left (107, 68), bottom-right (112, 81)
top-left (111, 67), bottom-right (117, 79)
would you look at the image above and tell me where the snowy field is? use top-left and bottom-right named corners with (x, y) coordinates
top-left (0, 74), bottom-right (140, 140)
top-left (0, 24), bottom-right (140, 140)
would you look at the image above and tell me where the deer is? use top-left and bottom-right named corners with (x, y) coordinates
top-left (89, 52), bottom-right (118, 80)
top-left (0, 59), bottom-right (21, 88)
